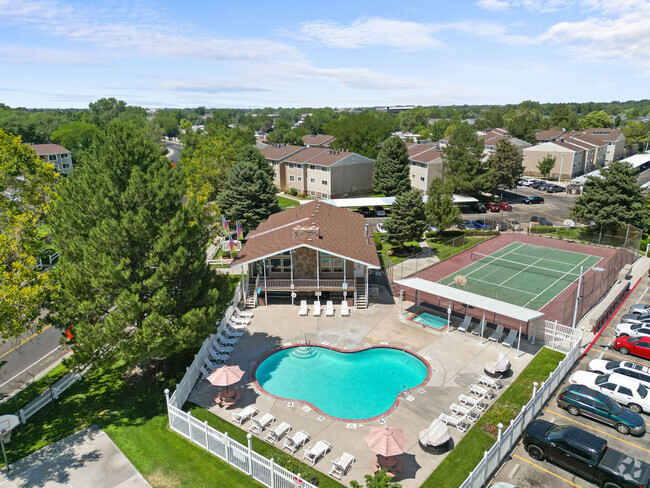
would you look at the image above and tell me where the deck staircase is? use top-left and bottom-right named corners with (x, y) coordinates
top-left (245, 281), bottom-right (257, 309)
top-left (356, 281), bottom-right (367, 309)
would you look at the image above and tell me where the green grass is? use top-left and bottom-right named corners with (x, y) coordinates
top-left (278, 196), bottom-right (300, 209)
top-left (426, 236), bottom-right (485, 261)
top-left (373, 233), bottom-right (422, 265)
top-left (0, 363), bottom-right (69, 416)
top-left (189, 405), bottom-right (345, 488)
top-left (422, 348), bottom-right (566, 488)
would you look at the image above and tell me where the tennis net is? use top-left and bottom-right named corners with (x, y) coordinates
top-left (469, 251), bottom-right (582, 282)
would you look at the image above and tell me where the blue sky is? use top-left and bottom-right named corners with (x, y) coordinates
top-left (0, 0), bottom-right (648, 108)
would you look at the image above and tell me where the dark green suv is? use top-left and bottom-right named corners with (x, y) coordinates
top-left (557, 384), bottom-right (645, 436)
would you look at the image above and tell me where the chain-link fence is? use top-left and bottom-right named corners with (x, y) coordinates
top-left (529, 223), bottom-right (643, 255)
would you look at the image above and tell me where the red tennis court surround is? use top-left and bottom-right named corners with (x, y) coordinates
top-left (398, 234), bottom-right (632, 331)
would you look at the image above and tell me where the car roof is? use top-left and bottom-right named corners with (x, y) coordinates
top-left (620, 335), bottom-right (650, 343)
top-left (562, 426), bottom-right (607, 449)
top-left (608, 372), bottom-right (647, 387)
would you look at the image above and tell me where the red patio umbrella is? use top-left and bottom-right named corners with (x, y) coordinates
top-left (364, 425), bottom-right (409, 458)
top-left (206, 365), bottom-right (245, 398)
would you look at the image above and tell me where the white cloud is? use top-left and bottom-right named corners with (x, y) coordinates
top-left (157, 81), bottom-right (274, 94)
top-left (295, 17), bottom-right (445, 50)
top-left (476, 0), bottom-right (510, 11)
top-left (476, 0), bottom-right (568, 13)
top-left (0, 45), bottom-right (103, 65)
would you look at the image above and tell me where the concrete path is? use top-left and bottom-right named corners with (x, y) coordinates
top-left (0, 425), bottom-right (150, 488)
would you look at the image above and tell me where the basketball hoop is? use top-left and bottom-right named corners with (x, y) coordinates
top-left (453, 275), bottom-right (467, 287)
top-left (0, 429), bottom-right (10, 444)
top-left (0, 414), bottom-right (18, 473)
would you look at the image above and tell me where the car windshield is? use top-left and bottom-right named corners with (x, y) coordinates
top-left (606, 361), bottom-right (621, 370)
top-left (602, 395), bottom-right (623, 414)
top-left (548, 425), bottom-right (571, 439)
top-left (638, 384), bottom-right (648, 398)
top-left (595, 374), bottom-right (610, 385)
top-left (511, 220), bottom-right (520, 224)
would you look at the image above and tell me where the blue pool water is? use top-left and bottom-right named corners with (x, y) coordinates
top-left (411, 312), bottom-right (449, 330)
top-left (255, 347), bottom-right (428, 420)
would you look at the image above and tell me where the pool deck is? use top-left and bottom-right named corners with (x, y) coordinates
top-left (189, 300), bottom-right (540, 487)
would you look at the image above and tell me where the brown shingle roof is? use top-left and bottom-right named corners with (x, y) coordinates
top-left (302, 134), bottom-right (335, 146)
top-left (580, 128), bottom-right (623, 143)
top-left (410, 148), bottom-right (442, 164)
top-left (284, 147), bottom-right (328, 164)
top-left (259, 144), bottom-right (303, 161)
top-left (30, 143), bottom-right (70, 155)
top-left (535, 130), bottom-right (565, 141)
top-left (306, 149), bottom-right (355, 167)
top-left (230, 201), bottom-right (381, 268)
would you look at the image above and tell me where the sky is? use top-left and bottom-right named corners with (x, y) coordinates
top-left (0, 0), bottom-right (649, 109)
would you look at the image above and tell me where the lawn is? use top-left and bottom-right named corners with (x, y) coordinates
top-left (426, 236), bottom-right (485, 261)
top-left (189, 405), bottom-right (345, 488)
top-left (422, 348), bottom-right (566, 488)
top-left (0, 363), bottom-right (69, 415)
top-left (373, 232), bottom-right (422, 265)
top-left (278, 196), bottom-right (300, 209)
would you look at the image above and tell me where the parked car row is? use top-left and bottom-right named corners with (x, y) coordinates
top-left (357, 206), bottom-right (387, 218)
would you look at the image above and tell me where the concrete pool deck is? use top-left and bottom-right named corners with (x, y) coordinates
top-left (189, 301), bottom-right (541, 487)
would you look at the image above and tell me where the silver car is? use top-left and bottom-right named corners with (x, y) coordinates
top-left (629, 304), bottom-right (650, 314)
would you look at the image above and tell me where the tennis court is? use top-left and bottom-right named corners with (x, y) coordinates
top-left (438, 241), bottom-right (602, 310)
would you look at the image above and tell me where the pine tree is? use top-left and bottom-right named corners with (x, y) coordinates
top-left (217, 160), bottom-right (280, 232)
top-left (486, 140), bottom-right (524, 194)
top-left (425, 178), bottom-right (460, 232)
top-left (571, 160), bottom-right (649, 233)
top-left (373, 136), bottom-right (411, 196)
top-left (48, 123), bottom-right (224, 368)
top-left (237, 146), bottom-right (273, 177)
top-left (442, 124), bottom-right (486, 194)
top-left (384, 190), bottom-right (427, 248)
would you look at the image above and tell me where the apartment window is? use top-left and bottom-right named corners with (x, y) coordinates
top-left (62, 153), bottom-right (69, 158)
top-left (269, 253), bottom-right (292, 273)
top-left (320, 256), bottom-right (344, 273)
top-left (322, 193), bottom-right (328, 198)
top-left (297, 176), bottom-right (302, 182)
top-left (63, 164), bottom-right (70, 169)
top-left (310, 178), bottom-right (315, 183)
top-left (48, 155), bottom-right (57, 161)
top-left (289, 175), bottom-right (295, 182)
top-left (287, 163), bottom-right (295, 169)
top-left (274, 172), bottom-right (278, 179)
top-left (309, 165), bottom-right (315, 170)
top-left (420, 176), bottom-right (425, 182)
top-left (321, 167), bottom-right (329, 172)
top-left (321, 180), bottom-right (327, 185)
top-left (412, 174), bottom-right (416, 179)
top-left (310, 191), bottom-right (316, 196)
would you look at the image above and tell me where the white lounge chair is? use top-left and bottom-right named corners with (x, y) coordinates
top-left (471, 321), bottom-right (482, 336)
top-left (217, 331), bottom-right (238, 345)
top-left (450, 403), bottom-right (480, 422)
top-left (230, 315), bottom-right (250, 326)
top-left (235, 306), bottom-right (253, 319)
top-left (227, 319), bottom-right (247, 331)
top-left (469, 384), bottom-right (496, 400)
top-left (218, 324), bottom-right (244, 338)
top-left (283, 430), bottom-right (310, 454)
top-left (438, 413), bottom-right (470, 433)
top-left (502, 329), bottom-right (518, 348)
top-left (489, 324), bottom-right (504, 342)
top-left (232, 405), bottom-right (258, 426)
top-left (478, 375), bottom-right (504, 390)
top-left (249, 413), bottom-right (275, 435)
top-left (330, 452), bottom-right (355, 480)
top-left (200, 365), bottom-right (212, 379)
top-left (458, 394), bottom-right (488, 412)
top-left (211, 343), bottom-right (233, 356)
top-left (303, 440), bottom-right (332, 465)
top-left (205, 356), bottom-right (227, 372)
top-left (458, 315), bottom-right (471, 332)
top-left (340, 300), bottom-right (350, 317)
top-left (265, 422), bottom-right (291, 444)
top-left (313, 300), bottom-right (322, 317)
top-left (299, 300), bottom-right (308, 316)
top-left (325, 300), bottom-right (334, 317)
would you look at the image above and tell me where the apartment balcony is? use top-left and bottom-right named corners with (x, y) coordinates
top-left (259, 278), bottom-right (360, 291)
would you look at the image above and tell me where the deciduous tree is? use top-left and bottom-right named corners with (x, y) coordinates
top-left (384, 190), bottom-right (427, 248)
top-left (486, 140), bottom-right (524, 193)
top-left (87, 97), bottom-right (127, 128)
top-left (442, 124), bottom-right (486, 194)
top-left (537, 155), bottom-right (556, 178)
top-left (48, 124), bottom-right (224, 369)
top-left (425, 178), bottom-right (460, 232)
top-left (373, 136), bottom-right (410, 196)
top-left (50, 121), bottom-right (100, 161)
top-left (582, 110), bottom-right (612, 129)
top-left (622, 121), bottom-right (649, 148)
top-left (571, 160), bottom-right (648, 233)
top-left (1, 129), bottom-right (58, 340)
top-left (504, 108), bottom-right (540, 144)
top-left (324, 113), bottom-right (394, 159)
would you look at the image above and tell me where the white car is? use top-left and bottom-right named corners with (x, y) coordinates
top-left (588, 359), bottom-right (650, 388)
top-left (521, 178), bottom-right (536, 187)
top-left (376, 223), bottom-right (387, 234)
top-left (614, 322), bottom-right (650, 338)
top-left (569, 371), bottom-right (650, 413)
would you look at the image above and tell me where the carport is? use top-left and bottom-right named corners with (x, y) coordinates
top-left (396, 277), bottom-right (545, 357)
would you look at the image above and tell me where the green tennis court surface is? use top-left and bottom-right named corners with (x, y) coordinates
top-left (438, 242), bottom-right (601, 310)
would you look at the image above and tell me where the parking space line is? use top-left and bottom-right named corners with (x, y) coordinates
top-left (512, 454), bottom-right (585, 488)
top-left (0, 324), bottom-right (52, 360)
top-left (546, 409), bottom-right (650, 453)
top-left (600, 350), bottom-right (650, 366)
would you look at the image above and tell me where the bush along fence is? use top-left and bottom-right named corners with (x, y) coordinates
top-left (165, 284), bottom-right (317, 488)
top-left (457, 337), bottom-right (582, 488)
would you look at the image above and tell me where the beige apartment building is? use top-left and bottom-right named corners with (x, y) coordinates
top-left (407, 144), bottom-right (443, 193)
top-left (522, 141), bottom-right (587, 179)
top-left (30, 143), bottom-right (73, 175)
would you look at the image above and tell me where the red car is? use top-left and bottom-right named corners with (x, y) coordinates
top-left (487, 202), bottom-right (501, 212)
top-left (498, 201), bottom-right (512, 211)
top-left (613, 336), bottom-right (650, 359)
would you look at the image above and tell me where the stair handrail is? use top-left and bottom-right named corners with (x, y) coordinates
top-left (254, 275), bottom-right (260, 307)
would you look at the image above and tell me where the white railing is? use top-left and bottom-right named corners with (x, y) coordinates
top-left (531, 320), bottom-right (583, 353)
top-left (458, 338), bottom-right (582, 488)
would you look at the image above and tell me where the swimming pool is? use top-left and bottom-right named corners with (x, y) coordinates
top-left (411, 312), bottom-right (448, 330)
top-left (254, 346), bottom-right (429, 421)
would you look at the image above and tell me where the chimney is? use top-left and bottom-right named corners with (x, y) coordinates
top-left (293, 225), bottom-right (319, 239)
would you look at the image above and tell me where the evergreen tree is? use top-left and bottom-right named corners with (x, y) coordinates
top-left (442, 124), bottom-right (486, 194)
top-left (237, 146), bottom-right (273, 177)
top-left (1, 129), bottom-right (58, 339)
top-left (486, 140), bottom-right (524, 193)
top-left (571, 160), bottom-right (649, 233)
top-left (217, 160), bottom-right (280, 232)
top-left (373, 136), bottom-right (410, 196)
top-left (48, 124), bottom-right (223, 369)
top-left (537, 155), bottom-right (556, 178)
top-left (425, 178), bottom-right (460, 232)
top-left (384, 190), bottom-right (427, 247)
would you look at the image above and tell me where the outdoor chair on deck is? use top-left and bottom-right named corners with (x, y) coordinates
top-left (232, 405), bottom-right (258, 426)
top-left (218, 324), bottom-right (243, 339)
top-left (502, 329), bottom-right (518, 347)
top-left (303, 440), bottom-right (332, 465)
top-left (458, 394), bottom-right (488, 412)
top-left (469, 384), bottom-right (496, 400)
top-left (450, 403), bottom-right (480, 422)
top-left (299, 300), bottom-right (308, 316)
top-left (330, 452), bottom-right (355, 479)
top-left (489, 324), bottom-right (504, 342)
top-left (438, 413), bottom-right (470, 433)
top-left (313, 301), bottom-right (322, 317)
top-left (229, 315), bottom-right (250, 326)
top-left (478, 375), bottom-right (504, 390)
top-left (217, 331), bottom-right (238, 346)
top-left (457, 315), bottom-right (471, 332)
top-left (265, 422), bottom-right (291, 444)
top-left (211, 343), bottom-right (233, 355)
top-left (283, 430), bottom-right (310, 454)
top-left (249, 413), bottom-right (275, 435)
top-left (325, 300), bottom-right (335, 316)
top-left (340, 300), bottom-right (350, 317)
top-left (234, 306), bottom-right (253, 319)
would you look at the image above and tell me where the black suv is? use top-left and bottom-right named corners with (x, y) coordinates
top-left (357, 206), bottom-right (373, 217)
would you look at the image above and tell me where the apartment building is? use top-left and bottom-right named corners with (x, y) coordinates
top-left (522, 141), bottom-right (589, 179)
top-left (30, 143), bottom-right (73, 175)
top-left (535, 128), bottom-right (626, 164)
top-left (302, 134), bottom-right (335, 147)
top-left (407, 144), bottom-right (443, 193)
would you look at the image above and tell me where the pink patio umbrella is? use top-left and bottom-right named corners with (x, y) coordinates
top-left (364, 425), bottom-right (409, 461)
top-left (206, 365), bottom-right (245, 398)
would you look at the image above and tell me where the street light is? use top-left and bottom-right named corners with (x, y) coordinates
top-left (572, 266), bottom-right (605, 328)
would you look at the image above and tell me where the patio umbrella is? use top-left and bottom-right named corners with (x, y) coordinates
top-left (364, 425), bottom-right (409, 458)
top-left (206, 365), bottom-right (245, 397)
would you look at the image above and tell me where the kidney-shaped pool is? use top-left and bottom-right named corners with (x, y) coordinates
top-left (253, 346), bottom-right (430, 421)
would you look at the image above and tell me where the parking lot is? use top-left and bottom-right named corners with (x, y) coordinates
top-left (490, 273), bottom-right (650, 488)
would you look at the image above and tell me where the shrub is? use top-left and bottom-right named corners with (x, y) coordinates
top-left (289, 188), bottom-right (298, 196)
top-left (373, 232), bottom-right (383, 250)
top-left (273, 453), bottom-right (320, 485)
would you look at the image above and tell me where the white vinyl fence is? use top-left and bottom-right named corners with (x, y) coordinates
top-left (531, 320), bottom-right (583, 354)
top-left (458, 337), bottom-right (582, 488)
